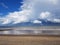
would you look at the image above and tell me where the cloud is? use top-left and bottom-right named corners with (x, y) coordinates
top-left (32, 20), bottom-right (42, 24)
top-left (47, 18), bottom-right (60, 23)
top-left (48, 0), bottom-right (58, 5)
top-left (39, 12), bottom-right (51, 19)
top-left (39, 11), bottom-right (60, 23)
top-left (53, 19), bottom-right (60, 23)
top-left (0, 3), bottom-right (8, 9)
top-left (1, 19), bottom-right (11, 24)
top-left (1, 10), bottom-right (32, 24)
top-left (0, 0), bottom-right (60, 25)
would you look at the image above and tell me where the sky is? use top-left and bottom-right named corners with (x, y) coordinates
top-left (0, 0), bottom-right (60, 26)
top-left (0, 0), bottom-right (23, 16)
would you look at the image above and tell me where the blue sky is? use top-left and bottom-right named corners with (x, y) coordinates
top-left (0, 0), bottom-right (60, 26)
top-left (0, 0), bottom-right (23, 16)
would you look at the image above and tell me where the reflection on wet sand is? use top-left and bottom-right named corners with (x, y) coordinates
top-left (0, 26), bottom-right (60, 35)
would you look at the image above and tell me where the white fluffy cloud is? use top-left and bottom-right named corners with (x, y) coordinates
top-left (1, 10), bottom-right (32, 24)
top-left (32, 20), bottom-right (42, 24)
top-left (39, 12), bottom-right (51, 19)
top-left (0, 0), bottom-right (60, 25)
top-left (53, 19), bottom-right (60, 23)
top-left (47, 18), bottom-right (60, 23)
